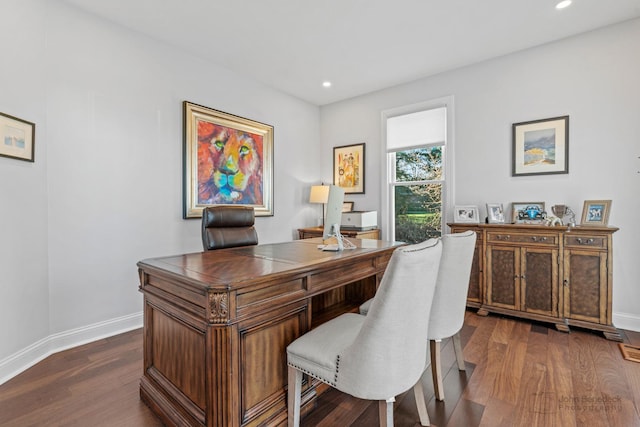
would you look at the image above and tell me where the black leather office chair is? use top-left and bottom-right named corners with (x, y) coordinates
top-left (201, 205), bottom-right (258, 250)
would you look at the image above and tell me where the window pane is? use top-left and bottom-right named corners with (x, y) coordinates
top-left (394, 147), bottom-right (442, 182)
top-left (394, 184), bottom-right (442, 244)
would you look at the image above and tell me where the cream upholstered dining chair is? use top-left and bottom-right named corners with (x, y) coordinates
top-left (423, 230), bottom-right (476, 401)
top-left (359, 230), bottom-right (477, 402)
top-left (286, 238), bottom-right (443, 427)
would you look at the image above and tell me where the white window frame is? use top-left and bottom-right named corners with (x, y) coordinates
top-left (380, 96), bottom-right (455, 241)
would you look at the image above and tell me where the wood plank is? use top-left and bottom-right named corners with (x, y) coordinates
top-left (509, 325), bottom-right (551, 426)
top-left (463, 339), bottom-right (507, 406)
top-left (568, 332), bottom-right (611, 426)
top-left (492, 340), bottom-right (527, 404)
top-left (489, 316), bottom-right (516, 345)
top-left (478, 396), bottom-right (515, 427)
top-left (589, 332), bottom-right (640, 426)
top-left (546, 328), bottom-right (577, 427)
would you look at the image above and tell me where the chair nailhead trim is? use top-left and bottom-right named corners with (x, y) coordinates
top-left (288, 363), bottom-right (336, 387)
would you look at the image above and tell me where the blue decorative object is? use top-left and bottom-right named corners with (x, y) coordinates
top-left (518, 205), bottom-right (547, 221)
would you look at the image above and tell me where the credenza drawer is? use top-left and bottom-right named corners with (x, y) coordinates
top-left (564, 234), bottom-right (607, 249)
top-left (487, 231), bottom-right (558, 246)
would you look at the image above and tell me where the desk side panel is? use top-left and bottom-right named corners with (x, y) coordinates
top-left (238, 302), bottom-right (308, 425)
top-left (141, 295), bottom-right (208, 426)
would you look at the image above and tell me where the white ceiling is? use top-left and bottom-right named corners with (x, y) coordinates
top-left (60, 0), bottom-right (640, 106)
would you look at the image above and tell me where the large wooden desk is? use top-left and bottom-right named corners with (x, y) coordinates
top-left (137, 238), bottom-right (400, 427)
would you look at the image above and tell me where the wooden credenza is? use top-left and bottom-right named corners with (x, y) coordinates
top-left (137, 239), bottom-right (400, 427)
top-left (298, 226), bottom-right (380, 240)
top-left (449, 223), bottom-right (620, 341)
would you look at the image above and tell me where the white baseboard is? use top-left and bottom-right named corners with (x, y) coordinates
top-left (613, 311), bottom-right (640, 333)
top-left (0, 311), bottom-right (143, 386)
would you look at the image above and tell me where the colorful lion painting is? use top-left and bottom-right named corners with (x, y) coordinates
top-left (197, 120), bottom-right (263, 205)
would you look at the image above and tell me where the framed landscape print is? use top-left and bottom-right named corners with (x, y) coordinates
top-left (334, 143), bottom-right (365, 194)
top-left (580, 200), bottom-right (611, 226)
top-left (0, 112), bottom-right (35, 162)
top-left (512, 116), bottom-right (568, 176)
top-left (183, 101), bottom-right (274, 218)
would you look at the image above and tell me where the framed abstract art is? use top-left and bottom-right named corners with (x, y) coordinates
top-left (183, 101), bottom-right (274, 218)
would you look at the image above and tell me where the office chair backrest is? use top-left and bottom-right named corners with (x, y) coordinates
top-left (201, 205), bottom-right (258, 250)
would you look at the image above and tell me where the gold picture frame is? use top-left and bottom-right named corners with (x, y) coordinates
top-left (580, 200), bottom-right (611, 226)
top-left (183, 101), bottom-right (274, 218)
top-left (333, 143), bottom-right (365, 194)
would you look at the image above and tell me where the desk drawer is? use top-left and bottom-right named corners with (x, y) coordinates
top-left (308, 259), bottom-right (377, 293)
top-left (237, 278), bottom-right (306, 310)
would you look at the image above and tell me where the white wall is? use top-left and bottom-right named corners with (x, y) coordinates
top-left (0, 0), bottom-right (321, 383)
top-left (320, 19), bottom-right (640, 331)
top-left (0, 0), bottom-right (50, 371)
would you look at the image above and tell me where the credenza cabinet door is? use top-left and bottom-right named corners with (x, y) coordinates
top-left (486, 245), bottom-right (520, 310)
top-left (466, 237), bottom-right (483, 306)
top-left (563, 248), bottom-right (608, 324)
top-left (521, 248), bottom-right (559, 317)
top-left (562, 231), bottom-right (612, 326)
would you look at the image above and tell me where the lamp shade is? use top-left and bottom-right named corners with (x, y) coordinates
top-left (309, 185), bottom-right (330, 204)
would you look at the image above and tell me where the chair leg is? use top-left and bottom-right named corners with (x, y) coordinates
top-left (287, 365), bottom-right (302, 427)
top-left (452, 332), bottom-right (466, 371)
top-left (378, 397), bottom-right (394, 427)
top-left (413, 381), bottom-right (431, 426)
top-left (430, 339), bottom-right (445, 401)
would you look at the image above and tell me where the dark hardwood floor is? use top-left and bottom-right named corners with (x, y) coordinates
top-left (1, 311), bottom-right (639, 426)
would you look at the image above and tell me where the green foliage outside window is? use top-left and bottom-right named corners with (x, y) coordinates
top-left (394, 147), bottom-right (443, 244)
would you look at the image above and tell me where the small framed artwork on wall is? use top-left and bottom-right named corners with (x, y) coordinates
top-left (0, 112), bottom-right (35, 162)
top-left (334, 143), bottom-right (365, 194)
top-left (512, 116), bottom-right (569, 176)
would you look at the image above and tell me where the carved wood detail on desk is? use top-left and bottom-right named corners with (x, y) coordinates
top-left (449, 223), bottom-right (620, 341)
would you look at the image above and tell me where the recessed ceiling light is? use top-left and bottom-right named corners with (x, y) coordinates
top-left (556, 0), bottom-right (572, 9)
top-left (322, 81), bottom-right (332, 88)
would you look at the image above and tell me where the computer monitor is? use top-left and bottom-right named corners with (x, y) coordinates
top-left (322, 185), bottom-right (345, 242)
